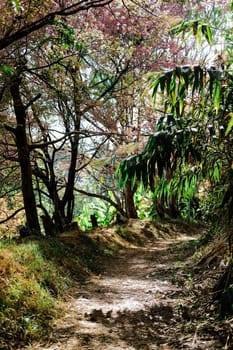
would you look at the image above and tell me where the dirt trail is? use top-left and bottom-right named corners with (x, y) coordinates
top-left (29, 231), bottom-right (220, 350)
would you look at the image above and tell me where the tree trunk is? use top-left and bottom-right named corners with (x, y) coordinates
top-left (10, 77), bottom-right (41, 234)
top-left (61, 137), bottom-right (78, 222)
top-left (60, 82), bottom-right (81, 222)
top-left (154, 195), bottom-right (165, 219)
top-left (125, 180), bottom-right (138, 218)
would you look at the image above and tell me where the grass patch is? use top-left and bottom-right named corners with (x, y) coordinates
top-left (0, 237), bottom-right (88, 348)
top-left (0, 231), bottom-right (113, 348)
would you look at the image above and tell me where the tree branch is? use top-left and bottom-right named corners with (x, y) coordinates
top-left (0, 0), bottom-right (114, 50)
top-left (0, 207), bottom-right (24, 224)
top-left (74, 187), bottom-right (126, 216)
top-left (25, 93), bottom-right (42, 110)
top-left (4, 123), bottom-right (17, 135)
top-left (99, 61), bottom-right (130, 99)
top-left (77, 135), bottom-right (110, 172)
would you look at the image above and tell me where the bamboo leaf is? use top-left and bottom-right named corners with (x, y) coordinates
top-left (181, 66), bottom-right (192, 89)
top-left (159, 75), bottom-right (166, 94)
top-left (225, 113), bottom-right (233, 135)
top-left (131, 171), bottom-right (137, 189)
top-left (208, 67), bottom-right (217, 97)
top-left (204, 24), bottom-right (213, 45)
top-left (214, 80), bottom-right (221, 113)
top-left (165, 71), bottom-right (173, 96)
top-left (152, 77), bottom-right (161, 98)
top-left (213, 164), bottom-right (220, 182)
top-left (196, 24), bottom-right (202, 48)
top-left (193, 20), bottom-right (198, 36)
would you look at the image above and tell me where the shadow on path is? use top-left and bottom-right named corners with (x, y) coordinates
top-left (29, 234), bottom-right (220, 350)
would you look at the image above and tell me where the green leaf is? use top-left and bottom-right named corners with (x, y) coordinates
top-left (214, 80), bottom-right (221, 113)
top-left (152, 76), bottom-right (161, 97)
top-left (205, 25), bottom-right (213, 45)
top-left (131, 171), bottom-right (137, 189)
top-left (213, 164), bottom-right (220, 182)
top-left (208, 67), bottom-right (219, 97)
top-left (193, 65), bottom-right (200, 95)
top-left (225, 114), bottom-right (233, 135)
top-left (192, 21), bottom-right (198, 36)
top-left (181, 66), bottom-right (192, 89)
top-left (0, 63), bottom-right (14, 75)
top-left (196, 24), bottom-right (202, 49)
top-left (165, 71), bottom-right (173, 96)
top-left (11, 0), bottom-right (21, 11)
top-left (159, 75), bottom-right (166, 94)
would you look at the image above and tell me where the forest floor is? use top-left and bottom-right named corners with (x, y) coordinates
top-left (25, 220), bottom-right (233, 350)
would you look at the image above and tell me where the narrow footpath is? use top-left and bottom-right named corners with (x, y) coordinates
top-left (29, 223), bottom-right (229, 350)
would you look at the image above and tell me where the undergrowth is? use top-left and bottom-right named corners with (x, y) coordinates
top-left (0, 236), bottom-right (98, 349)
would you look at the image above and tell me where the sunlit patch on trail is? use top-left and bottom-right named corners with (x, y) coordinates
top-left (27, 225), bottom-right (221, 350)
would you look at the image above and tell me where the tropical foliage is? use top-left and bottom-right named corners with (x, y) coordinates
top-left (117, 5), bottom-right (233, 222)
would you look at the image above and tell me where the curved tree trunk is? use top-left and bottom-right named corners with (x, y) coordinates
top-left (9, 76), bottom-right (41, 234)
top-left (60, 134), bottom-right (79, 223)
top-left (125, 180), bottom-right (138, 218)
top-left (60, 70), bottom-right (82, 224)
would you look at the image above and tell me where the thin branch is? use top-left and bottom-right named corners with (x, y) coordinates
top-left (77, 135), bottom-right (110, 172)
top-left (30, 130), bottom-right (122, 150)
top-left (74, 187), bottom-right (126, 216)
top-left (129, 0), bottom-right (159, 17)
top-left (25, 93), bottom-right (42, 110)
top-left (0, 0), bottom-right (114, 50)
top-left (0, 186), bottom-right (21, 198)
top-left (99, 61), bottom-right (130, 99)
top-left (0, 207), bottom-right (24, 224)
top-left (29, 133), bottom-right (69, 150)
top-left (4, 124), bottom-right (17, 135)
